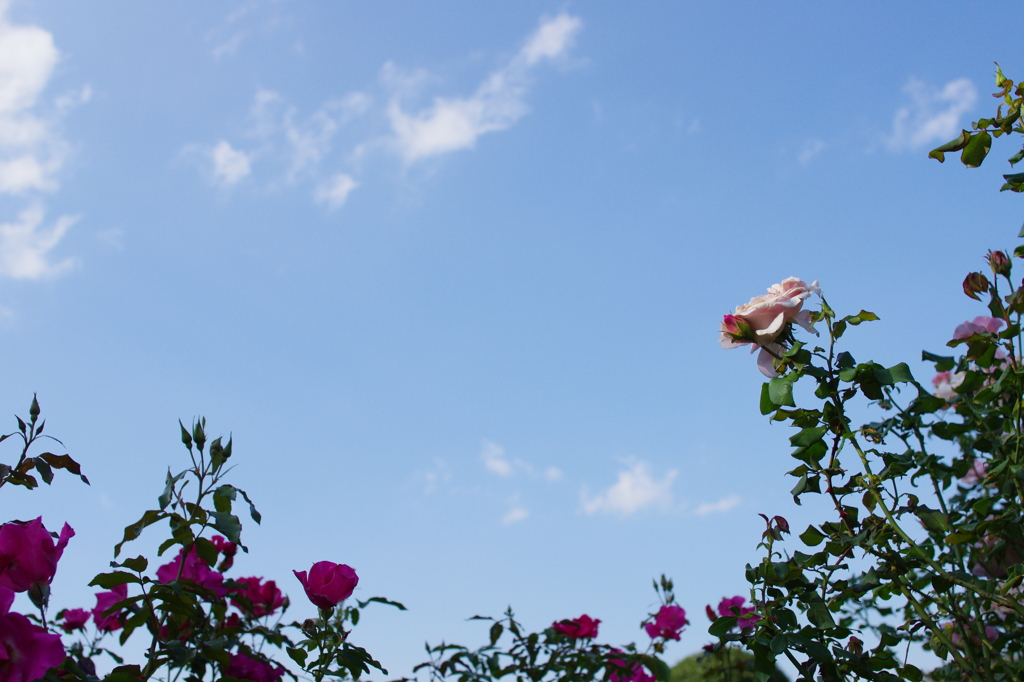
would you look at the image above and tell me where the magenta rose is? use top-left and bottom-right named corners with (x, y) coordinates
top-left (551, 614), bottom-right (600, 639)
top-left (0, 587), bottom-right (65, 682)
top-left (223, 652), bottom-right (285, 682)
top-left (230, 577), bottom-right (286, 618)
top-left (293, 562), bottom-right (357, 609)
top-left (59, 608), bottom-right (91, 633)
top-left (644, 604), bottom-right (687, 641)
top-left (210, 535), bottom-right (238, 571)
top-left (719, 277), bottom-right (820, 377)
top-left (607, 654), bottom-right (654, 682)
top-left (716, 596), bottom-right (760, 631)
top-left (92, 584), bottom-right (128, 632)
top-left (157, 547), bottom-right (226, 598)
top-left (0, 518), bottom-right (74, 593)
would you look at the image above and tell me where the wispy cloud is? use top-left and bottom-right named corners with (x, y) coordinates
top-left (887, 77), bottom-right (977, 150)
top-left (481, 440), bottom-right (513, 476)
top-left (314, 173), bottom-right (358, 210)
top-left (387, 13), bottom-right (581, 163)
top-left (0, 203), bottom-right (78, 279)
top-left (502, 505), bottom-right (528, 525)
top-left (695, 494), bottom-right (741, 517)
top-left (211, 140), bottom-right (252, 186)
top-left (0, 2), bottom-right (83, 279)
top-left (195, 12), bottom-right (582, 208)
top-left (798, 137), bottom-right (825, 165)
top-left (580, 461), bottom-right (677, 516)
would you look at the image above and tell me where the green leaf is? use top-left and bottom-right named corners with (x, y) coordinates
top-left (286, 647), bottom-right (308, 668)
top-left (836, 351), bottom-right (855, 369)
top-left (887, 362), bottom-right (914, 383)
top-left (915, 506), bottom-right (950, 532)
top-left (799, 525), bottom-right (825, 547)
top-left (805, 598), bottom-right (836, 629)
top-left (768, 376), bottom-right (796, 408)
top-left (759, 383), bottom-right (775, 415)
top-left (640, 655), bottom-right (671, 682)
top-left (921, 350), bottom-right (955, 371)
top-left (489, 621), bottom-right (503, 645)
top-left (88, 572), bottom-right (141, 589)
top-left (210, 511), bottom-right (242, 545)
top-left (115, 509), bottom-right (168, 557)
top-left (114, 556), bottom-right (149, 573)
top-left (961, 130), bottom-right (992, 167)
top-left (708, 616), bottom-right (738, 638)
top-left (928, 129), bottom-right (970, 162)
top-left (845, 310), bottom-right (879, 325)
top-left (790, 426), bottom-right (827, 448)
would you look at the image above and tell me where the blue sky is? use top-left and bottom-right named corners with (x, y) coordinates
top-left (0, 0), bottom-right (1022, 676)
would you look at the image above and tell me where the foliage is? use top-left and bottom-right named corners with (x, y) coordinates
top-left (929, 64), bottom-right (1024, 193)
top-left (669, 649), bottom-right (787, 682)
top-left (707, 71), bottom-right (1024, 682)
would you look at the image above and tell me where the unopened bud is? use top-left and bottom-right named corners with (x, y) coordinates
top-left (847, 636), bottom-right (864, 655)
top-left (706, 605), bottom-right (716, 622)
top-left (721, 314), bottom-right (754, 342)
top-left (963, 272), bottom-right (991, 301)
top-left (988, 250), bottom-right (1012, 277)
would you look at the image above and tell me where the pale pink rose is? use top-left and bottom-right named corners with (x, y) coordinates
top-left (932, 371), bottom-right (966, 401)
top-left (720, 278), bottom-right (820, 378)
top-left (953, 316), bottom-right (1004, 340)
top-left (962, 459), bottom-right (987, 486)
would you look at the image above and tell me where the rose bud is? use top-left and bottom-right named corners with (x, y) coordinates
top-left (720, 314), bottom-right (754, 342)
top-left (963, 272), bottom-right (991, 301)
top-left (988, 250), bottom-right (1012, 278)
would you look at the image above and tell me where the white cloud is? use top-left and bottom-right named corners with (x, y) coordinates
top-left (211, 140), bottom-right (252, 185)
top-left (314, 173), bottom-right (358, 210)
top-left (502, 506), bottom-right (528, 525)
top-left (695, 494), bottom-right (741, 517)
top-left (888, 77), bottom-right (977, 150)
top-left (580, 461), bottom-right (677, 516)
top-left (482, 440), bottom-right (513, 476)
top-left (544, 466), bottom-right (562, 482)
top-left (283, 93), bottom-right (371, 181)
top-left (388, 13), bottom-right (582, 162)
top-left (0, 203), bottom-right (78, 279)
top-left (0, 3), bottom-right (82, 279)
top-left (798, 137), bottom-right (825, 165)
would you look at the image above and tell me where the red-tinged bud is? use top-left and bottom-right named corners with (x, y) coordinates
top-left (963, 272), bottom-right (991, 301)
top-left (706, 605), bottom-right (716, 622)
top-left (847, 636), bottom-right (864, 655)
top-left (721, 314), bottom-right (754, 342)
top-left (988, 250), bottom-right (1011, 278)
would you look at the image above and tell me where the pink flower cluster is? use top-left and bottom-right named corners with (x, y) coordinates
top-left (720, 278), bottom-right (821, 377)
top-left (551, 614), bottom-right (600, 639)
top-left (715, 596), bottom-right (760, 632)
top-left (607, 654), bottom-right (654, 682)
top-left (644, 605), bottom-right (687, 640)
top-left (0, 518), bottom-right (72, 682)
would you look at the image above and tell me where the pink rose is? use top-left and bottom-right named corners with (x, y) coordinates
top-left (953, 316), bottom-right (1004, 340)
top-left (607, 655), bottom-right (654, 682)
top-left (293, 562), bottom-right (357, 610)
top-left (210, 535), bottom-right (237, 572)
top-left (644, 604), bottom-right (687, 640)
top-left (551, 614), bottom-right (600, 639)
top-left (720, 277), bottom-right (820, 378)
top-left (716, 596), bottom-right (760, 632)
top-left (92, 584), bottom-right (128, 632)
top-left (230, 577), bottom-right (286, 618)
top-left (223, 652), bottom-right (285, 682)
top-left (59, 608), bottom-right (91, 633)
top-left (0, 587), bottom-right (65, 682)
top-left (0, 518), bottom-right (74, 593)
top-left (156, 547), bottom-right (226, 598)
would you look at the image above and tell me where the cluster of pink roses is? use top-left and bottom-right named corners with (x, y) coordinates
top-left (708, 596), bottom-right (759, 632)
top-left (720, 277), bottom-right (821, 377)
top-left (0, 517), bottom-right (73, 682)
